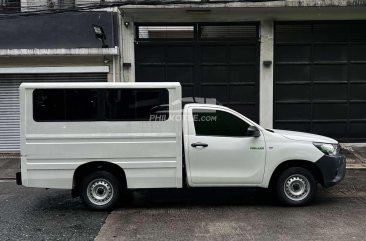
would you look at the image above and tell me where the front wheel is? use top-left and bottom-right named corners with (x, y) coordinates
top-left (80, 171), bottom-right (121, 211)
top-left (276, 167), bottom-right (317, 206)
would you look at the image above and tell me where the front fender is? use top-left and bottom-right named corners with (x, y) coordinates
top-left (259, 140), bottom-right (323, 188)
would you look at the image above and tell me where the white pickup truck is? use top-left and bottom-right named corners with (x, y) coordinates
top-left (17, 82), bottom-right (346, 210)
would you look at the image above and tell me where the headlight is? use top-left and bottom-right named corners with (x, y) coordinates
top-left (313, 142), bottom-right (339, 156)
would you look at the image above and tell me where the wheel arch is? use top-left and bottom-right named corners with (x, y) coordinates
top-left (72, 161), bottom-right (127, 197)
top-left (269, 160), bottom-right (324, 189)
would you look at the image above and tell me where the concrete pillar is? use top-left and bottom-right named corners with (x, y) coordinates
top-left (259, 20), bottom-right (274, 128)
top-left (120, 14), bottom-right (135, 82)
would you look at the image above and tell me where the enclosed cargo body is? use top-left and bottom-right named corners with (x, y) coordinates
top-left (19, 82), bottom-right (183, 190)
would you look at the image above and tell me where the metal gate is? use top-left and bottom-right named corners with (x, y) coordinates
top-left (135, 23), bottom-right (260, 122)
top-left (274, 21), bottom-right (366, 142)
top-left (0, 73), bottom-right (107, 152)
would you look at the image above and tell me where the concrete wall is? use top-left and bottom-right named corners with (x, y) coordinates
top-left (120, 14), bottom-right (135, 82)
top-left (21, 0), bottom-right (48, 12)
top-left (21, 0), bottom-right (74, 11)
top-left (0, 10), bottom-right (121, 83)
top-left (0, 12), bottom-right (118, 49)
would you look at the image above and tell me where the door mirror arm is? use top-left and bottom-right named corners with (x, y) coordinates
top-left (247, 126), bottom-right (260, 137)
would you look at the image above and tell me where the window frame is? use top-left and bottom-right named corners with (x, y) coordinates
top-left (135, 23), bottom-right (259, 42)
top-left (136, 23), bottom-right (197, 41)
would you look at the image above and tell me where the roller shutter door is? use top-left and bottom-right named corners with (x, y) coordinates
top-left (135, 23), bottom-right (260, 123)
top-left (274, 21), bottom-right (366, 142)
top-left (0, 73), bottom-right (107, 152)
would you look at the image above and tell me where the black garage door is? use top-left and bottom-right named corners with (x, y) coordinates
top-left (135, 23), bottom-right (260, 122)
top-left (274, 22), bottom-right (366, 142)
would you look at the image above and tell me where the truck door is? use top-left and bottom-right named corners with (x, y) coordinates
top-left (184, 106), bottom-right (266, 186)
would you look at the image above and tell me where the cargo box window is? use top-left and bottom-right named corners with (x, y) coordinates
top-left (105, 89), bottom-right (169, 121)
top-left (65, 89), bottom-right (99, 121)
top-left (33, 88), bottom-right (169, 122)
top-left (33, 89), bottom-right (99, 121)
top-left (33, 89), bottom-right (66, 121)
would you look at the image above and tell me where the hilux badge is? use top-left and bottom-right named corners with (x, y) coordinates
top-left (250, 147), bottom-right (264, 150)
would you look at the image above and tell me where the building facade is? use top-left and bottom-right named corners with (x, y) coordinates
top-left (1, 0), bottom-right (366, 152)
top-left (0, 10), bottom-right (120, 152)
top-left (119, 0), bottom-right (366, 144)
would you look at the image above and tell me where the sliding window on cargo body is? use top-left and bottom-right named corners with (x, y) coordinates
top-left (33, 88), bottom-right (169, 122)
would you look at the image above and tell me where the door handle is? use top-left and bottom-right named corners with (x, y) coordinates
top-left (191, 142), bottom-right (208, 148)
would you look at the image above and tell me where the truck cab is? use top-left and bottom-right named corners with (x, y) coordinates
top-left (183, 104), bottom-right (266, 186)
top-left (17, 82), bottom-right (346, 210)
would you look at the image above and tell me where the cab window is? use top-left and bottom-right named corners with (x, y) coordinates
top-left (192, 109), bottom-right (250, 137)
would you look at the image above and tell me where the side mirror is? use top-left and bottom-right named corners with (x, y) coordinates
top-left (247, 126), bottom-right (260, 137)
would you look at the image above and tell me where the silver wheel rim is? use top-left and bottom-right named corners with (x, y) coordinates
top-left (284, 174), bottom-right (310, 202)
top-left (87, 178), bottom-right (114, 206)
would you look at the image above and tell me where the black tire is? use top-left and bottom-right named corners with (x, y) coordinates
top-left (80, 170), bottom-right (122, 211)
top-left (276, 167), bottom-right (317, 207)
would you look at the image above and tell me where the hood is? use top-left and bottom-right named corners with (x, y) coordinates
top-left (271, 129), bottom-right (338, 144)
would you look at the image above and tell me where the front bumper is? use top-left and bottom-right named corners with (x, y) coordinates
top-left (316, 154), bottom-right (346, 188)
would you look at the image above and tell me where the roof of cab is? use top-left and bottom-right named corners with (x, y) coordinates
top-left (19, 82), bottom-right (181, 90)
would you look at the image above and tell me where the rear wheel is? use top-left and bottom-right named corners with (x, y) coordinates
top-left (276, 167), bottom-right (317, 206)
top-left (80, 171), bottom-right (121, 211)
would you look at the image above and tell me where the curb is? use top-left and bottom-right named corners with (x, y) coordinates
top-left (346, 165), bottom-right (366, 169)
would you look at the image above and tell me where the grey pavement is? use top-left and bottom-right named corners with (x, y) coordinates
top-left (0, 170), bottom-right (366, 241)
top-left (0, 156), bottom-right (19, 179)
top-left (95, 169), bottom-right (366, 241)
top-left (0, 182), bottom-right (108, 241)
